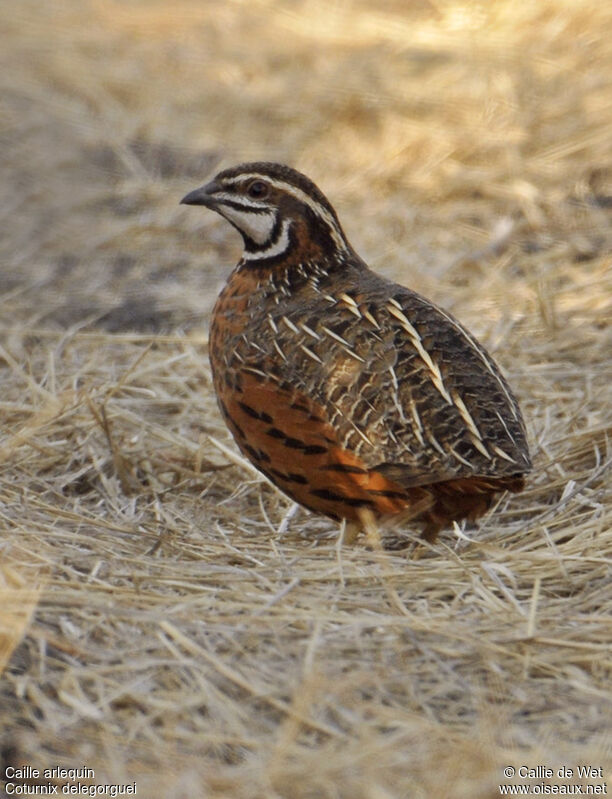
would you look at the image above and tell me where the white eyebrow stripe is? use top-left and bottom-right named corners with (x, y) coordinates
top-left (211, 192), bottom-right (270, 210)
top-left (222, 173), bottom-right (348, 253)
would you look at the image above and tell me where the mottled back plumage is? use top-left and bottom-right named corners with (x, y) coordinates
top-left (181, 162), bottom-right (531, 540)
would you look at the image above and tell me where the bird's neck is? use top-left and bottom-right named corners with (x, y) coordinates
top-left (237, 215), bottom-right (351, 275)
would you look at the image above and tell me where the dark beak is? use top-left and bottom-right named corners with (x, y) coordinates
top-left (180, 180), bottom-right (221, 207)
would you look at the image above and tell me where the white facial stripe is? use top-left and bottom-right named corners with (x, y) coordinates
top-left (213, 192), bottom-right (269, 210)
top-left (219, 207), bottom-right (276, 244)
top-left (222, 173), bottom-right (348, 253)
top-left (242, 218), bottom-right (292, 261)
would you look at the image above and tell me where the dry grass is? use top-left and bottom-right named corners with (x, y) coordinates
top-left (1, 0), bottom-right (611, 796)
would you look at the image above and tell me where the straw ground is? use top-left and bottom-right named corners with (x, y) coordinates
top-left (1, 1), bottom-right (611, 796)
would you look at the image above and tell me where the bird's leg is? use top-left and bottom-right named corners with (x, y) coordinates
top-left (357, 507), bottom-right (383, 550)
top-left (341, 521), bottom-right (361, 545)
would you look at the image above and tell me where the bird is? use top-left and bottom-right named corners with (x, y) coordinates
top-left (181, 162), bottom-right (531, 544)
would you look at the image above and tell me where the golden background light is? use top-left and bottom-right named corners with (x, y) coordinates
top-left (1, 1), bottom-right (610, 795)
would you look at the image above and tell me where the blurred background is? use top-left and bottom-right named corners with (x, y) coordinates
top-left (1, 1), bottom-right (611, 796)
top-left (3, 0), bottom-right (611, 336)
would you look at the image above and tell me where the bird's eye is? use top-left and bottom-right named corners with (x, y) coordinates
top-left (247, 180), bottom-right (268, 199)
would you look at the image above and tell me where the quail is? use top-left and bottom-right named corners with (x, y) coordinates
top-left (181, 162), bottom-right (531, 541)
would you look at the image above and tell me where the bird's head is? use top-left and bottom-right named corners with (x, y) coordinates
top-left (181, 162), bottom-right (350, 265)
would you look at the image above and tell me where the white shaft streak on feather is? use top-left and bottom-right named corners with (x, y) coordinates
top-left (452, 392), bottom-right (483, 442)
top-left (341, 346), bottom-right (365, 364)
top-left (471, 437), bottom-right (492, 459)
top-left (299, 344), bottom-right (323, 364)
top-left (363, 308), bottom-right (380, 328)
top-left (322, 323), bottom-right (368, 363)
top-left (493, 445), bottom-right (517, 463)
top-left (243, 366), bottom-right (272, 381)
top-left (343, 424), bottom-right (374, 449)
top-left (321, 325), bottom-right (350, 348)
top-left (406, 396), bottom-right (425, 446)
top-left (344, 304), bottom-right (362, 319)
top-left (273, 340), bottom-right (287, 361)
top-left (339, 292), bottom-right (358, 307)
top-left (427, 432), bottom-right (446, 456)
top-left (267, 315), bottom-right (278, 333)
top-left (386, 301), bottom-right (453, 405)
top-left (242, 218), bottom-right (292, 260)
top-left (450, 447), bottom-right (473, 467)
top-left (223, 173), bottom-right (349, 254)
top-left (281, 315), bottom-right (300, 334)
top-left (388, 365), bottom-right (408, 423)
top-left (451, 391), bottom-right (492, 460)
top-left (245, 335), bottom-right (264, 352)
top-left (337, 293), bottom-right (362, 319)
top-left (299, 322), bottom-right (321, 340)
top-left (435, 305), bottom-right (519, 421)
top-left (496, 410), bottom-right (518, 447)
